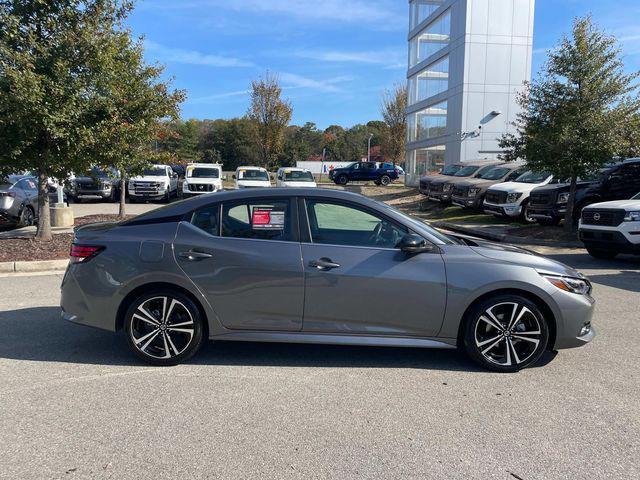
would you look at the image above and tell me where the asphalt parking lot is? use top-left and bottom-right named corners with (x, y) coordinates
top-left (0, 249), bottom-right (638, 479)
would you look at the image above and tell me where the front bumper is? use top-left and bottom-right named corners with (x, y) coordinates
top-left (551, 288), bottom-right (596, 349)
top-left (428, 191), bottom-right (452, 202)
top-left (74, 189), bottom-right (112, 199)
top-left (528, 206), bottom-right (566, 220)
top-left (129, 192), bottom-right (166, 200)
top-left (483, 201), bottom-right (522, 217)
top-left (579, 227), bottom-right (640, 254)
top-left (452, 195), bottom-right (481, 209)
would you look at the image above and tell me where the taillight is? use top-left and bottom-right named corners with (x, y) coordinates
top-left (0, 191), bottom-right (16, 198)
top-left (69, 244), bottom-right (104, 263)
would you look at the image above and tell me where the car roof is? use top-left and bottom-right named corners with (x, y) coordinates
top-left (236, 166), bottom-right (265, 171)
top-left (124, 188), bottom-right (376, 224)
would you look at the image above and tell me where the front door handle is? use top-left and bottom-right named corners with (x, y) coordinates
top-left (179, 250), bottom-right (213, 261)
top-left (309, 257), bottom-right (340, 271)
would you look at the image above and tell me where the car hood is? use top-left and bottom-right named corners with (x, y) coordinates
top-left (585, 199), bottom-right (640, 211)
top-left (421, 174), bottom-right (454, 183)
top-left (453, 177), bottom-right (504, 188)
top-left (488, 181), bottom-right (547, 194)
top-left (430, 176), bottom-right (470, 185)
top-left (467, 240), bottom-right (581, 277)
top-left (130, 175), bottom-right (168, 183)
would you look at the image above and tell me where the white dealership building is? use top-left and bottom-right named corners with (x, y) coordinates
top-left (405, 0), bottom-right (535, 186)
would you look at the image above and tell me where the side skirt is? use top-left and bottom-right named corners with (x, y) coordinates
top-left (209, 331), bottom-right (457, 349)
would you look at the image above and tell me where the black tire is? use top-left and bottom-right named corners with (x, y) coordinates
top-left (379, 175), bottom-right (391, 186)
top-left (336, 174), bottom-right (348, 186)
top-left (520, 200), bottom-right (536, 224)
top-left (374, 180), bottom-right (381, 186)
top-left (18, 205), bottom-right (35, 227)
top-left (462, 294), bottom-right (549, 372)
top-left (124, 289), bottom-right (206, 366)
top-left (586, 247), bottom-right (618, 260)
top-left (163, 190), bottom-right (171, 203)
top-left (537, 217), bottom-right (561, 226)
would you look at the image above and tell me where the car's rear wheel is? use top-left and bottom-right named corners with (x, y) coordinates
top-left (586, 247), bottom-right (617, 260)
top-left (337, 174), bottom-right (348, 185)
top-left (124, 290), bottom-right (206, 366)
top-left (462, 295), bottom-right (549, 372)
top-left (380, 175), bottom-right (391, 186)
top-left (18, 205), bottom-right (35, 227)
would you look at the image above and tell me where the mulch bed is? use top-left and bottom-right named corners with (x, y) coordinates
top-left (0, 214), bottom-right (134, 263)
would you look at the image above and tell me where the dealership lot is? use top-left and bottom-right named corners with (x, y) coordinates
top-left (0, 250), bottom-right (638, 479)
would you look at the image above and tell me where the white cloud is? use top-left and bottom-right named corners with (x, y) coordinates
top-left (293, 48), bottom-right (406, 69)
top-left (145, 40), bottom-right (254, 68)
top-left (188, 89), bottom-right (251, 104)
top-left (151, 0), bottom-right (404, 28)
top-left (279, 72), bottom-right (353, 93)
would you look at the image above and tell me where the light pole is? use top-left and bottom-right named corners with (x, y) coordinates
top-left (367, 133), bottom-right (374, 163)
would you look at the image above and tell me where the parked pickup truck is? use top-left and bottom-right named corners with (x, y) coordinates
top-left (329, 161), bottom-right (398, 186)
top-left (529, 158), bottom-right (640, 226)
top-left (425, 162), bottom-right (500, 203)
top-left (128, 164), bottom-right (179, 202)
top-left (579, 193), bottom-right (640, 259)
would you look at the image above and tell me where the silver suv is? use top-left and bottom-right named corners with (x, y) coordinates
top-left (61, 188), bottom-right (595, 372)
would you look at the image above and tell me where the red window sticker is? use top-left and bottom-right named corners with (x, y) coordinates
top-left (252, 208), bottom-right (285, 229)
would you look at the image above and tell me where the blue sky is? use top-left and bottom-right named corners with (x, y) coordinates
top-left (128, 0), bottom-right (640, 129)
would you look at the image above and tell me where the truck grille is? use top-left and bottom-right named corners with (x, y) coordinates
top-left (485, 190), bottom-right (508, 204)
top-left (188, 184), bottom-right (214, 192)
top-left (133, 182), bottom-right (161, 195)
top-left (77, 182), bottom-right (100, 190)
top-left (429, 183), bottom-right (443, 194)
top-left (530, 191), bottom-right (553, 206)
top-left (581, 209), bottom-right (626, 227)
top-left (452, 185), bottom-right (468, 197)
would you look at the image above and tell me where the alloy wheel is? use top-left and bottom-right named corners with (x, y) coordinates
top-left (20, 207), bottom-right (35, 227)
top-left (474, 302), bottom-right (543, 367)
top-left (129, 296), bottom-right (196, 359)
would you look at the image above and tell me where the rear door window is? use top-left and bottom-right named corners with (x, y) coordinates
top-left (191, 205), bottom-right (220, 236)
top-left (222, 199), bottom-right (293, 241)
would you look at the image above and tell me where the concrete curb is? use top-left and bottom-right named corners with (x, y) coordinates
top-left (0, 259), bottom-right (68, 273)
top-left (433, 221), bottom-right (583, 248)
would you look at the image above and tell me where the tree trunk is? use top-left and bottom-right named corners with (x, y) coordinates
top-left (563, 174), bottom-right (579, 234)
top-left (118, 171), bottom-right (126, 219)
top-left (35, 172), bottom-right (52, 241)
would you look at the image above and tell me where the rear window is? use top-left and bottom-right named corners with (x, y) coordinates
top-left (221, 199), bottom-right (292, 241)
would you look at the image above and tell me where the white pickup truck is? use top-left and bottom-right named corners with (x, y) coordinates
top-left (483, 170), bottom-right (554, 223)
top-left (579, 192), bottom-right (640, 259)
top-left (128, 164), bottom-right (179, 203)
top-left (182, 163), bottom-right (223, 198)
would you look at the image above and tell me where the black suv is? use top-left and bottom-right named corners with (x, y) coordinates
top-left (528, 159), bottom-right (640, 225)
top-left (329, 162), bottom-right (399, 186)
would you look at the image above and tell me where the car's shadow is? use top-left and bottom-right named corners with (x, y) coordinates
top-left (0, 306), bottom-right (556, 371)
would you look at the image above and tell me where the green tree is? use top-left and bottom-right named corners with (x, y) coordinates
top-left (380, 83), bottom-right (407, 164)
top-left (0, 0), bottom-right (133, 239)
top-left (248, 72), bottom-right (293, 169)
top-left (280, 122), bottom-right (324, 166)
top-left (89, 29), bottom-right (185, 218)
top-left (500, 16), bottom-right (640, 231)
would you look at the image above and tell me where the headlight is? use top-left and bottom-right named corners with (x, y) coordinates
top-left (557, 192), bottom-right (569, 204)
top-left (443, 183), bottom-right (452, 192)
top-left (468, 188), bottom-right (480, 197)
top-left (623, 211), bottom-right (640, 222)
top-left (507, 192), bottom-right (523, 203)
top-left (542, 274), bottom-right (591, 295)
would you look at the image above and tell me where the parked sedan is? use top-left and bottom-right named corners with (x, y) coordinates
top-left (61, 188), bottom-right (595, 372)
top-left (0, 176), bottom-right (38, 227)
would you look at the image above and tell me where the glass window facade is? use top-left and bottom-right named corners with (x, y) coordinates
top-left (409, 10), bottom-right (451, 67)
top-left (408, 101), bottom-right (448, 142)
top-left (409, 0), bottom-right (445, 30)
top-left (408, 56), bottom-right (449, 105)
top-left (406, 146), bottom-right (446, 177)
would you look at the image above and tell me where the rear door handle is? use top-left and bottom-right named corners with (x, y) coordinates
top-left (308, 257), bottom-right (340, 271)
top-left (179, 250), bottom-right (213, 261)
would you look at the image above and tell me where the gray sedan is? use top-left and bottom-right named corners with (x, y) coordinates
top-left (0, 176), bottom-right (38, 227)
top-left (61, 188), bottom-right (595, 372)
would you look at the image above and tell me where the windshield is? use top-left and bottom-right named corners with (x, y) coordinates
top-left (85, 167), bottom-right (113, 178)
top-left (188, 167), bottom-right (220, 178)
top-left (143, 167), bottom-right (166, 176)
top-left (284, 170), bottom-right (314, 182)
top-left (480, 167), bottom-right (511, 180)
top-left (441, 165), bottom-right (462, 176)
top-left (515, 171), bottom-right (551, 184)
top-left (239, 169), bottom-right (269, 181)
top-left (374, 200), bottom-right (458, 245)
top-left (454, 166), bottom-right (480, 177)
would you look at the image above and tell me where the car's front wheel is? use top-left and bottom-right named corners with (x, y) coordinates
top-left (18, 205), bottom-right (35, 227)
top-left (124, 290), bottom-right (206, 366)
top-left (336, 174), bottom-right (348, 185)
top-left (462, 295), bottom-right (549, 372)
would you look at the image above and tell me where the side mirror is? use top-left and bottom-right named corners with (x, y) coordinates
top-left (398, 234), bottom-right (434, 254)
